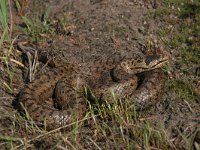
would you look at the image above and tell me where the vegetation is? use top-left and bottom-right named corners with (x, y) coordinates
top-left (0, 0), bottom-right (9, 47)
top-left (154, 0), bottom-right (200, 102)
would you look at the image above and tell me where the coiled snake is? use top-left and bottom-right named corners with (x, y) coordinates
top-left (17, 51), bottom-right (168, 129)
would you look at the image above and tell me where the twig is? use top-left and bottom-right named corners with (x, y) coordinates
top-left (17, 42), bottom-right (36, 82)
top-left (184, 100), bottom-right (194, 113)
top-left (88, 137), bottom-right (102, 150)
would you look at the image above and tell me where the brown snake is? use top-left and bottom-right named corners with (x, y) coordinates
top-left (17, 51), bottom-right (168, 129)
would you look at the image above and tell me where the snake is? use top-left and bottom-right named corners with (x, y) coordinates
top-left (17, 51), bottom-right (168, 129)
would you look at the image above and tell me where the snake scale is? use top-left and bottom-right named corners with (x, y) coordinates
top-left (17, 51), bottom-right (168, 129)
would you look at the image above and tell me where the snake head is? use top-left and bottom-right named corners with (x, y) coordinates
top-left (120, 53), bottom-right (169, 74)
top-left (145, 54), bottom-right (169, 70)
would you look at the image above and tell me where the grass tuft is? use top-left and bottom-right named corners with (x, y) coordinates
top-left (0, 0), bottom-right (10, 47)
top-left (168, 79), bottom-right (197, 101)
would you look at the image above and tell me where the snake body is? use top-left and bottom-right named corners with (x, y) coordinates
top-left (17, 52), bottom-right (168, 129)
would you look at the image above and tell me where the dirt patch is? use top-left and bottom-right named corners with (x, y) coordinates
top-left (0, 0), bottom-right (199, 149)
